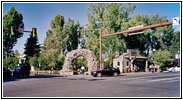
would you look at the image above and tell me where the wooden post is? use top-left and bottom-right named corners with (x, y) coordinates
top-left (102, 21), bottom-right (173, 37)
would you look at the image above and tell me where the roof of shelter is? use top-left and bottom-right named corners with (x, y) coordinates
top-left (113, 49), bottom-right (147, 60)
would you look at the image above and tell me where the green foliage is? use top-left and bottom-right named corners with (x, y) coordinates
top-left (49, 15), bottom-right (81, 53)
top-left (3, 7), bottom-right (24, 58)
top-left (24, 34), bottom-right (41, 57)
top-left (152, 50), bottom-right (173, 68)
top-left (104, 60), bottom-right (111, 68)
top-left (62, 19), bottom-right (81, 51)
top-left (126, 15), bottom-right (174, 56)
top-left (29, 56), bottom-right (39, 67)
top-left (82, 3), bottom-right (176, 68)
top-left (104, 52), bottom-right (116, 67)
top-left (55, 56), bottom-right (65, 70)
top-left (125, 15), bottom-right (150, 53)
top-left (41, 33), bottom-right (62, 69)
top-left (169, 31), bottom-right (180, 54)
top-left (5, 4), bottom-right (177, 71)
top-left (3, 57), bottom-right (19, 70)
top-left (38, 55), bottom-right (65, 70)
top-left (82, 3), bottom-right (135, 63)
top-left (40, 14), bottom-right (81, 70)
top-left (149, 15), bottom-right (173, 51)
top-left (37, 55), bottom-right (48, 70)
top-left (73, 57), bottom-right (87, 69)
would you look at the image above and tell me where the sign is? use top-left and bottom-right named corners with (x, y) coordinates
top-left (172, 17), bottom-right (179, 25)
top-left (128, 25), bottom-right (144, 35)
top-left (150, 57), bottom-right (154, 62)
top-left (131, 51), bottom-right (137, 56)
top-left (18, 28), bottom-right (24, 33)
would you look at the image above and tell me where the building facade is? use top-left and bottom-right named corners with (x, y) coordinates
top-left (113, 49), bottom-right (148, 73)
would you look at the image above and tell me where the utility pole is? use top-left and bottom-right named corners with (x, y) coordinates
top-left (99, 20), bottom-right (180, 69)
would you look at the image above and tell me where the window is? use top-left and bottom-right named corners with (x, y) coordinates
top-left (117, 62), bottom-right (120, 66)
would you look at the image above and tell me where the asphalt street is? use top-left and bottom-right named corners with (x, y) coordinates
top-left (3, 72), bottom-right (181, 98)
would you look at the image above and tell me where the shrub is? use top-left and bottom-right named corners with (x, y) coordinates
top-left (3, 57), bottom-right (19, 70)
top-left (152, 50), bottom-right (173, 70)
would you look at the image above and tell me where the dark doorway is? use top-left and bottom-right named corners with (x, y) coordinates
top-left (134, 60), bottom-right (146, 72)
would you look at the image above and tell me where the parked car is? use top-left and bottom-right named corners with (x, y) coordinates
top-left (91, 67), bottom-right (120, 77)
top-left (13, 65), bottom-right (31, 77)
top-left (3, 67), bottom-right (12, 79)
top-left (168, 66), bottom-right (180, 72)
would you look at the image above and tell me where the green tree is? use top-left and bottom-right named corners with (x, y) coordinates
top-left (49, 15), bottom-right (81, 53)
top-left (3, 7), bottom-right (24, 58)
top-left (152, 50), bottom-right (173, 70)
top-left (40, 15), bottom-right (81, 70)
top-left (41, 33), bottom-right (62, 70)
top-left (169, 31), bottom-right (180, 54)
top-left (62, 19), bottom-right (81, 52)
top-left (29, 56), bottom-right (39, 68)
top-left (38, 55), bottom-right (48, 70)
top-left (83, 3), bottom-right (176, 68)
top-left (24, 34), bottom-right (41, 57)
top-left (125, 15), bottom-right (149, 54)
top-left (82, 3), bottom-right (135, 66)
top-left (3, 57), bottom-right (19, 70)
top-left (55, 56), bottom-right (65, 70)
top-left (148, 15), bottom-right (174, 52)
top-left (126, 15), bottom-right (175, 56)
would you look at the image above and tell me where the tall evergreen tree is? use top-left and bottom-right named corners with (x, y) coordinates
top-left (24, 34), bottom-right (41, 57)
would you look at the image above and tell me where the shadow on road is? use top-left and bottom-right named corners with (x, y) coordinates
top-left (3, 75), bottom-right (64, 83)
top-left (3, 74), bottom-right (128, 83)
top-left (95, 74), bottom-right (126, 77)
top-left (68, 78), bottom-right (105, 81)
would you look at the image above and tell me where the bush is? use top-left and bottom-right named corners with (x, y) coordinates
top-left (3, 57), bottom-right (19, 70)
top-left (29, 56), bottom-right (39, 67)
top-left (152, 50), bottom-right (173, 70)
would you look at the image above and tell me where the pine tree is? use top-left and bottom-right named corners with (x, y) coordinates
top-left (24, 34), bottom-right (41, 57)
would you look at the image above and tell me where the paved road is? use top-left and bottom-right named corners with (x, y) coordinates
top-left (3, 72), bottom-right (180, 98)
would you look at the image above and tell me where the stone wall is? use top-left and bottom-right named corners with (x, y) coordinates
top-left (60, 49), bottom-right (97, 75)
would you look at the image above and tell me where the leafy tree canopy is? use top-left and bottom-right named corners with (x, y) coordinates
top-left (3, 57), bottom-right (19, 70)
top-left (39, 14), bottom-right (81, 69)
top-left (3, 7), bottom-right (24, 58)
top-left (151, 50), bottom-right (173, 68)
